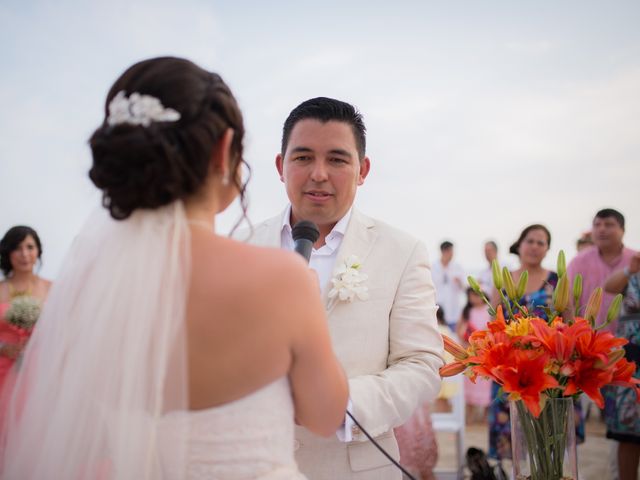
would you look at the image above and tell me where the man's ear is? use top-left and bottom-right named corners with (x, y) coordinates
top-left (357, 157), bottom-right (371, 186)
top-left (211, 128), bottom-right (235, 178)
top-left (275, 154), bottom-right (285, 183)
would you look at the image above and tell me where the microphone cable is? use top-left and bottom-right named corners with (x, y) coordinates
top-left (346, 410), bottom-right (417, 480)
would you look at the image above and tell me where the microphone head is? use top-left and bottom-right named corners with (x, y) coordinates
top-left (292, 220), bottom-right (320, 244)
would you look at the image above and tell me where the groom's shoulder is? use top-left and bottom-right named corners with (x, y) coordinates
top-left (358, 210), bottom-right (422, 251)
top-left (232, 214), bottom-right (281, 244)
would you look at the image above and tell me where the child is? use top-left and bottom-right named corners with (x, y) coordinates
top-left (456, 288), bottom-right (492, 423)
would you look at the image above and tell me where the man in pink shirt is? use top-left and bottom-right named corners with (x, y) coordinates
top-left (568, 208), bottom-right (637, 333)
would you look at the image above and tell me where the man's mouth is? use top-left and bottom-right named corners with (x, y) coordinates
top-left (305, 191), bottom-right (332, 198)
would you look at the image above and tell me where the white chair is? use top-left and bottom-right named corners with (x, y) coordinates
top-left (432, 374), bottom-right (465, 480)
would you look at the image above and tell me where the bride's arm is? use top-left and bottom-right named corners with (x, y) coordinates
top-left (283, 262), bottom-right (349, 437)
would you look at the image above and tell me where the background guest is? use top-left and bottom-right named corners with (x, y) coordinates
top-left (456, 288), bottom-right (491, 424)
top-left (432, 241), bottom-right (465, 330)
top-left (0, 226), bottom-right (51, 391)
top-left (568, 208), bottom-right (636, 333)
top-left (488, 224), bottom-right (585, 459)
top-left (604, 251), bottom-right (640, 480)
top-left (576, 231), bottom-right (594, 252)
top-left (478, 240), bottom-right (498, 294)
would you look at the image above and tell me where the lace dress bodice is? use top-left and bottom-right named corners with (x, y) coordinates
top-left (158, 377), bottom-right (306, 479)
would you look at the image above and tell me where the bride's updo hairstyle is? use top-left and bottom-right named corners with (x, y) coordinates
top-left (89, 57), bottom-right (246, 220)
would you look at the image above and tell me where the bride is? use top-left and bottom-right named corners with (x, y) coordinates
top-left (0, 57), bottom-right (349, 479)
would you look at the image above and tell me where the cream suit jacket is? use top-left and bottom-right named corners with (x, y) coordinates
top-left (243, 208), bottom-right (444, 479)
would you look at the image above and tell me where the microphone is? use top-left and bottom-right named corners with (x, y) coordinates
top-left (291, 220), bottom-right (319, 263)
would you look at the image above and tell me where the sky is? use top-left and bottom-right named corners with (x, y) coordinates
top-left (1, 0), bottom-right (639, 280)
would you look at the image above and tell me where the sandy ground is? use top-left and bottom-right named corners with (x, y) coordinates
top-left (433, 404), bottom-right (635, 480)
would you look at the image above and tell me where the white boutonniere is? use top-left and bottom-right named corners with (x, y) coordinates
top-left (328, 255), bottom-right (369, 304)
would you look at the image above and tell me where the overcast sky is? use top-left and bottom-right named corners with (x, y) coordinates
top-left (1, 0), bottom-right (639, 280)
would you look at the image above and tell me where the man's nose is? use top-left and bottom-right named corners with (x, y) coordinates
top-left (309, 161), bottom-right (328, 182)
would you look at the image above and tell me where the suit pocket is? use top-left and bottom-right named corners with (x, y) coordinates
top-left (347, 430), bottom-right (399, 472)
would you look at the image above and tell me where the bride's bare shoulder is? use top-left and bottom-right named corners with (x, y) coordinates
top-left (228, 239), bottom-right (309, 283)
top-left (193, 234), bottom-right (310, 289)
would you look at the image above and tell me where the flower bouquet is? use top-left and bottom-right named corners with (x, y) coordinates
top-left (5, 295), bottom-right (41, 346)
top-left (3, 296), bottom-right (40, 365)
top-left (6, 295), bottom-right (41, 331)
top-left (440, 251), bottom-right (640, 480)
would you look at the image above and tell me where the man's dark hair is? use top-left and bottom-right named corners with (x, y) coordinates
top-left (440, 241), bottom-right (454, 252)
top-left (281, 97), bottom-right (366, 159)
top-left (594, 208), bottom-right (625, 230)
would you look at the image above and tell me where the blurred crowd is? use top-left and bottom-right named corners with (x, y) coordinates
top-left (2, 206), bottom-right (638, 479)
top-left (394, 207), bottom-right (640, 480)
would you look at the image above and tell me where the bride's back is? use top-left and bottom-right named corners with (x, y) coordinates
top-left (1, 57), bottom-right (347, 479)
top-left (186, 231), bottom-right (305, 410)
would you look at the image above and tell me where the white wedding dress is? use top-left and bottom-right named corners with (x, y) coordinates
top-left (0, 203), bottom-right (306, 479)
top-left (158, 377), bottom-right (307, 479)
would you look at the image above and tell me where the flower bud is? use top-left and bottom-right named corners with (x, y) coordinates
top-left (607, 294), bottom-right (623, 323)
top-left (502, 267), bottom-right (518, 301)
top-left (440, 361), bottom-right (467, 377)
top-left (443, 334), bottom-right (469, 360)
top-left (572, 274), bottom-right (583, 310)
top-left (468, 276), bottom-right (482, 295)
top-left (557, 250), bottom-right (567, 278)
top-left (516, 271), bottom-right (529, 299)
top-left (492, 259), bottom-right (503, 290)
top-left (553, 274), bottom-right (570, 313)
top-left (584, 287), bottom-right (603, 325)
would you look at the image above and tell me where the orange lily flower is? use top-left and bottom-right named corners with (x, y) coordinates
top-left (574, 322), bottom-right (627, 364)
top-left (488, 305), bottom-right (507, 333)
top-left (492, 350), bottom-right (559, 417)
top-left (610, 357), bottom-right (640, 390)
top-left (563, 358), bottom-right (613, 408)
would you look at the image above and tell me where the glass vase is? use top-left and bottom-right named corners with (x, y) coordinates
top-left (509, 398), bottom-right (578, 480)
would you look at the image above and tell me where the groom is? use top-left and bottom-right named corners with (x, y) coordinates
top-left (245, 97), bottom-right (444, 479)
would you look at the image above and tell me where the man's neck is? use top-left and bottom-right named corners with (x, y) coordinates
top-left (288, 212), bottom-right (336, 250)
top-left (441, 258), bottom-right (451, 267)
top-left (598, 243), bottom-right (624, 263)
top-left (314, 227), bottom-right (332, 249)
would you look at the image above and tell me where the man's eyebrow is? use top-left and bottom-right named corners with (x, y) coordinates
top-left (328, 149), bottom-right (352, 158)
top-left (288, 146), bottom-right (352, 158)
top-left (289, 146), bottom-right (313, 154)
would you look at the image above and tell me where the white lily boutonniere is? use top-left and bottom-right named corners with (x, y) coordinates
top-left (328, 254), bottom-right (369, 304)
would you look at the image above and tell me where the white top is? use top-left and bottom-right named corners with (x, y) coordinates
top-left (158, 377), bottom-right (306, 479)
top-left (431, 260), bottom-right (465, 325)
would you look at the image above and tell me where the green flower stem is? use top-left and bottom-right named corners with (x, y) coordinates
top-left (499, 290), bottom-right (516, 320)
top-left (515, 399), bottom-right (572, 480)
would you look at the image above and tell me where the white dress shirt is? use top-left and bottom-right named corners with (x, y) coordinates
top-left (280, 205), bottom-right (352, 295)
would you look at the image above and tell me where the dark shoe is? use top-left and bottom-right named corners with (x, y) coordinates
top-left (466, 447), bottom-right (497, 480)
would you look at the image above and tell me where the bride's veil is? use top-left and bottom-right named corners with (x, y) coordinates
top-left (1, 201), bottom-right (190, 479)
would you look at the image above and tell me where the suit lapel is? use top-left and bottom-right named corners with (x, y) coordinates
top-left (249, 208), bottom-right (287, 248)
top-left (324, 209), bottom-right (377, 314)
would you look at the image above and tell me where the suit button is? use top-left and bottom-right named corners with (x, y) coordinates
top-left (351, 425), bottom-right (361, 436)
